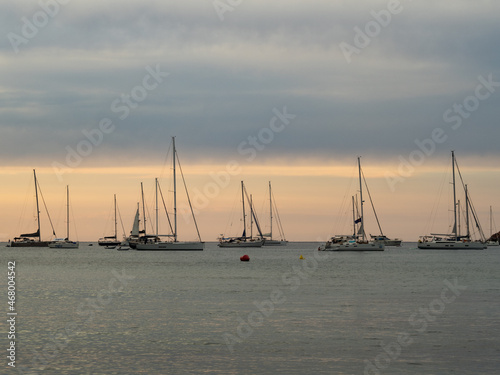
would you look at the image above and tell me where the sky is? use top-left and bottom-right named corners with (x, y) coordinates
top-left (1, 0), bottom-right (499, 242)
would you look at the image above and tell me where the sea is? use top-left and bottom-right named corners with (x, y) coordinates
top-left (2, 241), bottom-right (499, 375)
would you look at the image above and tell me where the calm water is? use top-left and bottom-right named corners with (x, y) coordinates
top-left (2, 242), bottom-right (499, 375)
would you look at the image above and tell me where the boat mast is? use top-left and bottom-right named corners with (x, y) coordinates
top-left (66, 185), bottom-right (70, 240)
top-left (250, 194), bottom-right (253, 238)
top-left (490, 206), bottom-right (493, 238)
top-left (352, 196), bottom-right (356, 238)
top-left (155, 178), bottom-right (159, 237)
top-left (269, 182), bottom-right (273, 240)
top-left (114, 194), bottom-right (117, 240)
top-left (465, 184), bottom-right (470, 239)
top-left (33, 169), bottom-right (41, 242)
top-left (172, 137), bottom-right (177, 242)
top-left (241, 181), bottom-right (246, 238)
top-left (141, 182), bottom-right (147, 236)
top-left (452, 151), bottom-right (458, 240)
top-left (358, 157), bottom-right (365, 241)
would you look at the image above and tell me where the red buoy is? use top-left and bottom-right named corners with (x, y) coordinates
top-left (240, 254), bottom-right (250, 261)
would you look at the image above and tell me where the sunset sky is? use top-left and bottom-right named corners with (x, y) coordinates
top-left (1, 0), bottom-right (499, 242)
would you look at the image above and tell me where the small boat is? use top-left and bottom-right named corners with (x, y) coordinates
top-left (486, 206), bottom-right (499, 247)
top-left (48, 186), bottom-right (79, 249)
top-left (418, 151), bottom-right (486, 250)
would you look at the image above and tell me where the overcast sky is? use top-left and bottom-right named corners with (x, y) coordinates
top-left (2, 0), bottom-right (499, 166)
top-left (1, 1), bottom-right (499, 241)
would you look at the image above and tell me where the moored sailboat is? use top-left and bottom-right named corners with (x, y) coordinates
top-left (319, 157), bottom-right (385, 251)
top-left (98, 194), bottom-right (123, 247)
top-left (11, 169), bottom-right (56, 247)
top-left (418, 151), bottom-right (486, 250)
top-left (218, 181), bottom-right (265, 247)
top-left (48, 185), bottom-right (79, 248)
top-left (262, 182), bottom-right (288, 246)
top-left (135, 137), bottom-right (204, 251)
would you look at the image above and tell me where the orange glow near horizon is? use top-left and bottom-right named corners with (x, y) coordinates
top-left (1, 159), bottom-right (499, 242)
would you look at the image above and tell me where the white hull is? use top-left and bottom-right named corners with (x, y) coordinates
top-left (136, 241), bottom-right (205, 251)
top-left (218, 239), bottom-right (264, 248)
top-left (48, 241), bottom-right (79, 249)
top-left (320, 242), bottom-right (384, 251)
top-left (417, 241), bottom-right (485, 250)
top-left (486, 241), bottom-right (499, 247)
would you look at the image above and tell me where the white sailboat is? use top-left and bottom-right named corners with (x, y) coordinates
top-left (98, 194), bottom-right (122, 246)
top-left (319, 157), bottom-right (384, 251)
top-left (218, 181), bottom-right (265, 247)
top-left (11, 169), bottom-right (56, 247)
top-left (136, 137), bottom-right (204, 251)
top-left (418, 151), bottom-right (486, 250)
top-left (263, 182), bottom-right (288, 246)
top-left (49, 185), bottom-right (79, 249)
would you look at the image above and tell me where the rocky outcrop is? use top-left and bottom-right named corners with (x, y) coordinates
top-left (488, 231), bottom-right (500, 242)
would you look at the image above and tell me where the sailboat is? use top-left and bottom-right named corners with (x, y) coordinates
top-left (11, 169), bottom-right (56, 247)
top-left (263, 182), bottom-right (288, 246)
top-left (218, 181), bottom-right (265, 247)
top-left (98, 194), bottom-right (122, 247)
top-left (418, 151), bottom-right (486, 250)
top-left (486, 206), bottom-right (499, 247)
top-left (48, 186), bottom-right (79, 248)
top-left (136, 137), bottom-right (204, 251)
top-left (319, 157), bottom-right (385, 251)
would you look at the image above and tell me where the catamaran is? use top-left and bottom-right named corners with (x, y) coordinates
top-left (11, 169), bottom-right (56, 247)
top-left (218, 181), bottom-right (265, 247)
top-left (135, 137), bottom-right (204, 251)
top-left (418, 151), bottom-right (486, 250)
top-left (319, 157), bottom-right (385, 251)
top-left (48, 185), bottom-right (79, 248)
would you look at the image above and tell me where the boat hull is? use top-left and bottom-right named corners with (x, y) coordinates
top-left (10, 241), bottom-right (50, 247)
top-left (136, 242), bottom-right (205, 251)
top-left (48, 241), bottom-right (79, 249)
top-left (218, 240), bottom-right (264, 248)
top-left (320, 242), bottom-right (385, 251)
top-left (417, 241), bottom-right (485, 250)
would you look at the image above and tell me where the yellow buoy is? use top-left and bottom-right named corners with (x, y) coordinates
top-left (299, 255), bottom-right (304, 259)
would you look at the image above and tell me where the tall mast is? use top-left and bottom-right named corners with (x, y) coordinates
top-left (172, 137), bottom-right (177, 242)
top-left (141, 182), bottom-right (146, 236)
top-left (250, 194), bottom-right (253, 238)
top-left (241, 181), bottom-right (246, 238)
top-left (66, 185), bottom-right (70, 240)
top-left (352, 196), bottom-right (356, 238)
top-left (114, 194), bottom-right (117, 239)
top-left (155, 178), bottom-right (159, 237)
top-left (269, 182), bottom-right (273, 240)
top-left (452, 151), bottom-right (458, 240)
top-left (465, 184), bottom-right (470, 239)
top-left (490, 206), bottom-right (493, 238)
top-left (358, 157), bottom-right (365, 241)
top-left (34, 169), bottom-right (41, 242)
